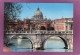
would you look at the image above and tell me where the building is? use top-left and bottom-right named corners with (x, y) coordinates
top-left (6, 20), bottom-right (23, 31)
top-left (52, 18), bottom-right (73, 31)
top-left (6, 8), bottom-right (73, 31)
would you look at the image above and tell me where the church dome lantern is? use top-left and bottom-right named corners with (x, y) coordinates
top-left (34, 8), bottom-right (43, 21)
top-left (34, 8), bottom-right (43, 16)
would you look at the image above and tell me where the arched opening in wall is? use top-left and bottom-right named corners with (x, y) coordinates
top-left (40, 26), bottom-right (46, 30)
top-left (44, 36), bottom-right (68, 51)
top-left (47, 27), bottom-right (54, 30)
top-left (7, 36), bottom-right (33, 52)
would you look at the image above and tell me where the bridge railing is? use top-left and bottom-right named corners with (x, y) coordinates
top-left (4, 30), bottom-right (73, 34)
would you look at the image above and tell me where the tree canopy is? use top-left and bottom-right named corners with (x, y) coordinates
top-left (4, 3), bottom-right (22, 30)
top-left (4, 3), bottom-right (22, 21)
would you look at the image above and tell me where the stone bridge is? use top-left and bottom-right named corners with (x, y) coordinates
top-left (4, 30), bottom-right (73, 50)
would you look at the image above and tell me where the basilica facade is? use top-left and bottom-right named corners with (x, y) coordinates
top-left (7, 8), bottom-right (73, 31)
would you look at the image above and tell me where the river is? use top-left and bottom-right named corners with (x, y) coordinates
top-left (8, 38), bottom-right (73, 52)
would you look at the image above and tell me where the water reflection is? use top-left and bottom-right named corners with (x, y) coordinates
top-left (8, 38), bottom-right (73, 52)
top-left (17, 38), bottom-right (22, 44)
top-left (44, 39), bottom-right (65, 49)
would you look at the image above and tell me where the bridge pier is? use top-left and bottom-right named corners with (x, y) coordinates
top-left (33, 46), bottom-right (44, 50)
top-left (67, 39), bottom-right (73, 49)
top-left (66, 36), bottom-right (73, 50)
top-left (33, 43), bottom-right (44, 50)
top-left (64, 46), bottom-right (68, 49)
top-left (4, 36), bottom-right (10, 46)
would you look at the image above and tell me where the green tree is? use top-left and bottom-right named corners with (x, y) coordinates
top-left (4, 3), bottom-right (22, 30)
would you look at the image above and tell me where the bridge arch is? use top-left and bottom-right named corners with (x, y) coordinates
top-left (43, 35), bottom-right (68, 49)
top-left (8, 35), bottom-right (34, 48)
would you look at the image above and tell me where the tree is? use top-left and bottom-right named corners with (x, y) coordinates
top-left (4, 3), bottom-right (22, 20)
top-left (4, 3), bottom-right (22, 30)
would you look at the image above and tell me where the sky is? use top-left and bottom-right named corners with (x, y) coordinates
top-left (19, 3), bottom-right (73, 20)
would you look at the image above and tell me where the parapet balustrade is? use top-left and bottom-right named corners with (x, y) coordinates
top-left (4, 30), bottom-right (73, 34)
top-left (65, 20), bottom-right (73, 23)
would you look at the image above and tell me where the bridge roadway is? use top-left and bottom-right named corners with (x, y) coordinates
top-left (4, 30), bottom-right (73, 50)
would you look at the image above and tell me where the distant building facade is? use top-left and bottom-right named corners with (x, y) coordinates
top-left (52, 18), bottom-right (73, 31)
top-left (6, 8), bottom-right (73, 31)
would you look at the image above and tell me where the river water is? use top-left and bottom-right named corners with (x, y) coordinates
top-left (8, 38), bottom-right (73, 52)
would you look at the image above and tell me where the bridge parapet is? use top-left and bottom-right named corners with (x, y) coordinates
top-left (65, 20), bottom-right (73, 23)
top-left (4, 30), bottom-right (73, 35)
